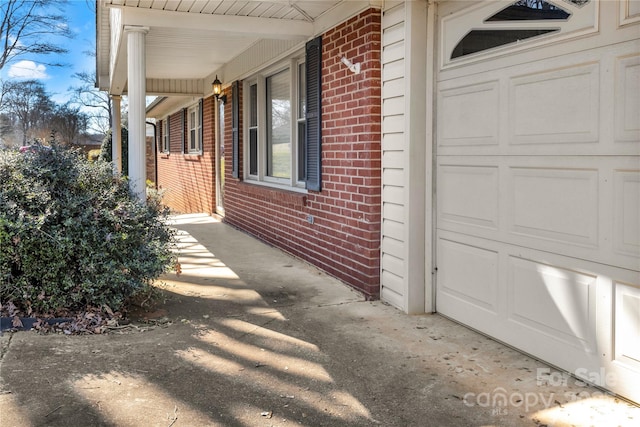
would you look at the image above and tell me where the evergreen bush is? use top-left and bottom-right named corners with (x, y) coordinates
top-left (100, 127), bottom-right (128, 175)
top-left (0, 142), bottom-right (175, 315)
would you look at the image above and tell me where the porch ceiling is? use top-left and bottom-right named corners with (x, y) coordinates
top-left (97, 0), bottom-right (365, 96)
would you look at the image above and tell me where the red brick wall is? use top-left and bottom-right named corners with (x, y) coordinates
top-left (223, 9), bottom-right (382, 298)
top-left (146, 135), bottom-right (156, 186)
top-left (156, 97), bottom-right (217, 214)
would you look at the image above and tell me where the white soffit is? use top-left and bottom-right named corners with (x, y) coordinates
top-left (118, 6), bottom-right (313, 82)
top-left (98, 0), bottom-right (379, 92)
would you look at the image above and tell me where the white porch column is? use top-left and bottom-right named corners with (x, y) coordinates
top-left (125, 26), bottom-right (149, 202)
top-left (111, 95), bottom-right (122, 175)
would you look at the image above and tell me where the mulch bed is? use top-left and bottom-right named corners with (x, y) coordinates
top-left (0, 303), bottom-right (124, 334)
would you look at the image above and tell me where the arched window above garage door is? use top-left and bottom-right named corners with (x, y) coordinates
top-left (487, 0), bottom-right (589, 22)
top-left (441, 0), bottom-right (597, 67)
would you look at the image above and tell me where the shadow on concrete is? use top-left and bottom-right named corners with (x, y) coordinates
top-left (0, 214), bottom-right (637, 427)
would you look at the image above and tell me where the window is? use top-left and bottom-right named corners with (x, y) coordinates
top-left (249, 83), bottom-right (258, 175)
top-left (297, 62), bottom-right (306, 183)
top-left (486, 1), bottom-right (571, 21)
top-left (187, 103), bottom-right (201, 153)
top-left (452, 29), bottom-right (558, 59)
top-left (244, 59), bottom-right (305, 188)
top-left (450, 0), bottom-right (593, 60)
top-left (162, 117), bottom-right (170, 152)
top-left (234, 36), bottom-right (321, 190)
top-left (267, 69), bottom-right (291, 179)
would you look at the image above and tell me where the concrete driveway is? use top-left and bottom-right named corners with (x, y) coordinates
top-left (0, 213), bottom-right (637, 426)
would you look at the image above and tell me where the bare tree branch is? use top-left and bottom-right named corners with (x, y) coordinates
top-left (68, 69), bottom-right (112, 133)
top-left (0, 0), bottom-right (72, 70)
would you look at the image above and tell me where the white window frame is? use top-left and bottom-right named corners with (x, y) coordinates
top-left (243, 55), bottom-right (306, 191)
top-left (187, 103), bottom-right (201, 153)
top-left (162, 117), bottom-right (169, 153)
top-left (296, 60), bottom-right (306, 188)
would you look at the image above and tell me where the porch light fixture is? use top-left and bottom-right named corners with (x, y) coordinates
top-left (212, 75), bottom-right (225, 102)
top-left (340, 56), bottom-right (360, 74)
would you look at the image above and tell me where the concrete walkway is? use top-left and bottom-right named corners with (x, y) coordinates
top-left (0, 213), bottom-right (637, 426)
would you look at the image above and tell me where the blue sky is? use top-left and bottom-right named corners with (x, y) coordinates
top-left (1, 0), bottom-right (96, 105)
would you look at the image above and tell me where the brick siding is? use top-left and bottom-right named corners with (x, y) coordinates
top-left (156, 97), bottom-right (216, 214)
top-left (145, 135), bottom-right (156, 185)
top-left (224, 8), bottom-right (382, 298)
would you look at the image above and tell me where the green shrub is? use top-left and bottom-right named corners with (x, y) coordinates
top-left (0, 143), bottom-right (175, 315)
top-left (100, 127), bottom-right (128, 176)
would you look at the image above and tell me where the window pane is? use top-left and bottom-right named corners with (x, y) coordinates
top-left (249, 129), bottom-right (258, 175)
top-left (298, 121), bottom-right (306, 181)
top-left (266, 69), bottom-right (291, 179)
top-left (189, 109), bottom-right (197, 151)
top-left (566, 0), bottom-right (589, 6)
top-left (452, 29), bottom-right (557, 59)
top-left (249, 83), bottom-right (258, 175)
top-left (486, 1), bottom-right (571, 21)
top-left (298, 63), bottom-right (306, 119)
top-left (250, 84), bottom-right (258, 127)
top-left (163, 119), bottom-right (169, 152)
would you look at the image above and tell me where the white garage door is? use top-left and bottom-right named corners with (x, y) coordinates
top-left (435, 0), bottom-right (640, 403)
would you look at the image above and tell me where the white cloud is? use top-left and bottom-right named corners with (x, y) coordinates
top-left (8, 60), bottom-right (48, 79)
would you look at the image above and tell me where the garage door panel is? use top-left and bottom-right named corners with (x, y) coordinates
top-left (615, 54), bottom-right (640, 143)
top-left (609, 276), bottom-right (640, 402)
top-left (436, 232), bottom-right (607, 372)
top-left (437, 156), bottom-right (638, 271)
top-left (614, 170), bottom-right (640, 258)
top-left (614, 280), bottom-right (640, 368)
top-left (438, 81), bottom-right (499, 147)
top-left (509, 167), bottom-right (599, 247)
top-left (508, 256), bottom-right (596, 352)
top-left (438, 165), bottom-right (499, 230)
top-left (439, 42), bottom-right (640, 157)
top-left (437, 237), bottom-right (499, 313)
top-left (509, 63), bottom-right (600, 145)
top-left (620, 0), bottom-right (640, 27)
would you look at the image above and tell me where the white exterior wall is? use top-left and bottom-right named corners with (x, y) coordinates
top-left (380, 0), bottom-right (431, 313)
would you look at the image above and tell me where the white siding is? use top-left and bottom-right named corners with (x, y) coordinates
top-left (146, 78), bottom-right (205, 96)
top-left (220, 39), bottom-right (304, 84)
top-left (381, 2), bottom-right (407, 309)
top-left (380, 1), bottom-right (429, 313)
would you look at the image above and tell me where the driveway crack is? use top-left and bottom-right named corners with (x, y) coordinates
top-left (0, 331), bottom-right (14, 362)
top-left (305, 300), bottom-right (364, 309)
top-left (0, 332), bottom-right (15, 394)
